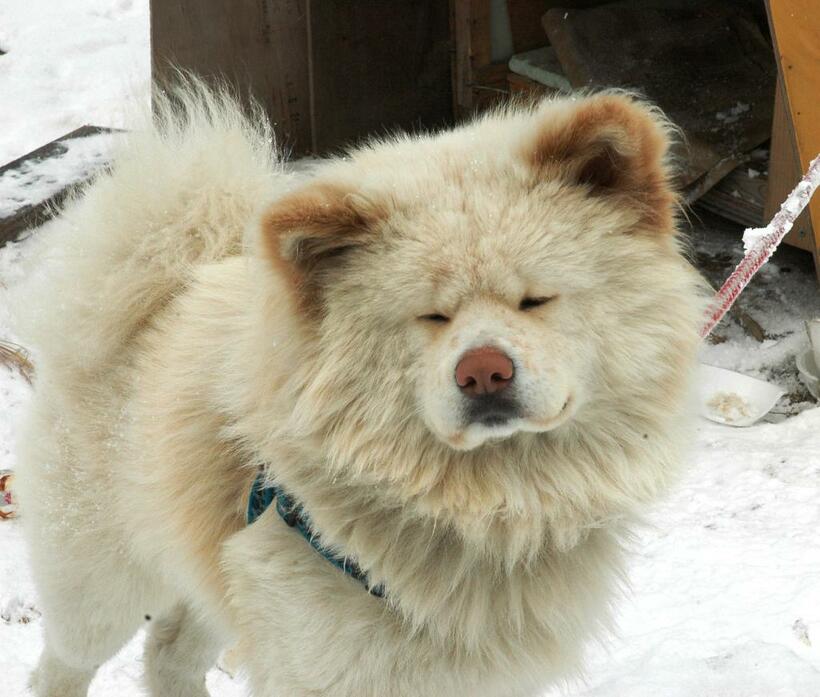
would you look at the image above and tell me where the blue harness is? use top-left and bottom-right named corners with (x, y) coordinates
top-left (246, 470), bottom-right (384, 598)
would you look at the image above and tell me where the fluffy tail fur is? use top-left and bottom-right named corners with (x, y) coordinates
top-left (14, 78), bottom-right (287, 375)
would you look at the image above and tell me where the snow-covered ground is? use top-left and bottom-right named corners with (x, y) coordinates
top-left (0, 0), bottom-right (149, 166)
top-left (2, 2), bottom-right (820, 695)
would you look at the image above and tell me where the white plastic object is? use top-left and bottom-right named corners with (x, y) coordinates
top-left (796, 349), bottom-right (820, 400)
top-left (806, 319), bottom-right (820, 370)
top-left (698, 364), bottom-right (785, 427)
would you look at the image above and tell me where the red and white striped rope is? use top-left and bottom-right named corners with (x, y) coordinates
top-left (700, 154), bottom-right (820, 339)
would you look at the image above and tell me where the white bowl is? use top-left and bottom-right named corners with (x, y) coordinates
top-left (796, 349), bottom-right (820, 400)
top-left (698, 364), bottom-right (785, 427)
top-left (807, 319), bottom-right (820, 369)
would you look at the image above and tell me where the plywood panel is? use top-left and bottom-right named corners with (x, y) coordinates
top-left (767, 0), bottom-right (820, 274)
top-left (309, 2), bottom-right (452, 152)
top-left (507, 0), bottom-right (606, 53)
top-left (543, 2), bottom-right (776, 189)
top-left (765, 76), bottom-right (814, 253)
top-left (151, 0), bottom-right (312, 153)
top-left (152, 1), bottom-right (452, 154)
top-left (507, 0), bottom-right (548, 53)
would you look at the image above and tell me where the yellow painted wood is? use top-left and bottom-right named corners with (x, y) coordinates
top-left (766, 76), bottom-right (814, 253)
top-left (768, 0), bottom-right (820, 275)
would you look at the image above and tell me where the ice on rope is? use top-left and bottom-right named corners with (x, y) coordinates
top-left (702, 154), bottom-right (820, 338)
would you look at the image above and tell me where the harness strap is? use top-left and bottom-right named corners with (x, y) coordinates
top-left (246, 470), bottom-right (384, 598)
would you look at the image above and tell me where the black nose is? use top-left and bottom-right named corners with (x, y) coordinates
top-left (465, 393), bottom-right (520, 427)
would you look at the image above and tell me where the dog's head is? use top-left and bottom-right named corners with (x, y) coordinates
top-left (260, 94), bottom-right (703, 542)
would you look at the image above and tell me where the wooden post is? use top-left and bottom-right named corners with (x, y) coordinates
top-left (767, 0), bottom-right (820, 278)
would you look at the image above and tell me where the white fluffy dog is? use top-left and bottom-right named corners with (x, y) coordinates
top-left (14, 82), bottom-right (704, 696)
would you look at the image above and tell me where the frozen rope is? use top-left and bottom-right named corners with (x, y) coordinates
top-left (700, 154), bottom-right (820, 338)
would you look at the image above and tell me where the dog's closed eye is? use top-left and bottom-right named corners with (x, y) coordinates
top-left (519, 296), bottom-right (556, 311)
top-left (419, 313), bottom-right (450, 323)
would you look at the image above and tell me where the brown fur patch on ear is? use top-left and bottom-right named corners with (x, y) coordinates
top-left (261, 183), bottom-right (384, 308)
top-left (527, 94), bottom-right (677, 232)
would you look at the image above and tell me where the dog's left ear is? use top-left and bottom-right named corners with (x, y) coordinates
top-left (261, 182), bottom-right (383, 306)
top-left (524, 93), bottom-right (676, 231)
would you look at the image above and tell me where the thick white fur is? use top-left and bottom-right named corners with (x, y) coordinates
top-left (14, 82), bottom-right (705, 696)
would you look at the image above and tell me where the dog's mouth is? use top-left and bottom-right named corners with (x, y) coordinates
top-left (524, 395), bottom-right (574, 432)
top-left (465, 393), bottom-right (521, 428)
top-left (446, 395), bottom-right (574, 450)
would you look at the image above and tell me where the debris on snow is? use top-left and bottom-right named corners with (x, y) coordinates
top-left (1, 595), bottom-right (40, 624)
top-left (793, 618), bottom-right (812, 647)
top-left (706, 391), bottom-right (752, 423)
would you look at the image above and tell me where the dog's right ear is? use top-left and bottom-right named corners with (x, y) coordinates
top-left (261, 182), bottom-right (383, 307)
top-left (523, 93), bottom-right (676, 232)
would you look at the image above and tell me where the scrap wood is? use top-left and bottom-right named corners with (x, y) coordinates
top-left (0, 340), bottom-right (32, 382)
top-left (542, 2), bottom-right (776, 190)
top-left (0, 125), bottom-right (117, 247)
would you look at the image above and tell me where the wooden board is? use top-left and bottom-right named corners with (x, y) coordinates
top-left (451, 0), bottom-right (493, 118)
top-left (471, 62), bottom-right (510, 111)
top-left (0, 126), bottom-right (115, 247)
top-left (153, 1), bottom-right (451, 154)
top-left (451, 0), bottom-right (472, 115)
top-left (309, 2), bottom-right (452, 152)
top-left (507, 72), bottom-right (553, 100)
top-left (452, 0), bottom-right (604, 117)
top-left (542, 2), bottom-right (776, 188)
top-left (765, 76), bottom-right (814, 253)
top-left (507, 0), bottom-right (551, 54)
top-left (471, 0), bottom-right (493, 68)
top-left (697, 163), bottom-right (768, 230)
top-left (151, 0), bottom-right (312, 153)
top-left (767, 0), bottom-right (820, 274)
top-left (507, 0), bottom-right (611, 53)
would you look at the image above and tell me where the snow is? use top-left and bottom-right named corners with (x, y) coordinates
top-left (0, 0), bottom-right (149, 166)
top-left (549, 409), bottom-right (820, 697)
top-left (696, 213), bottom-right (820, 417)
top-left (0, 132), bottom-right (121, 217)
top-left (1, 2), bottom-right (820, 695)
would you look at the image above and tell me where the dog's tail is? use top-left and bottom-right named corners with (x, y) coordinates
top-left (14, 77), bottom-right (287, 376)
